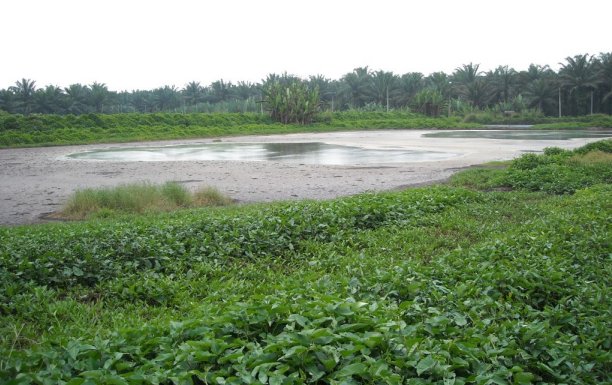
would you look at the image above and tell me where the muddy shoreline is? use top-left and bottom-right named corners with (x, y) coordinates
top-left (0, 130), bottom-right (607, 226)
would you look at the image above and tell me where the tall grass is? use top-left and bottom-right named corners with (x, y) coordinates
top-left (61, 182), bottom-right (232, 219)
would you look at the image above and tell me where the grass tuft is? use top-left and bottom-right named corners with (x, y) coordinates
top-left (193, 186), bottom-right (234, 206)
top-left (60, 182), bottom-right (231, 219)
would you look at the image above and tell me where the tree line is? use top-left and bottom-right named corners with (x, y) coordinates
top-left (1, 53), bottom-right (611, 117)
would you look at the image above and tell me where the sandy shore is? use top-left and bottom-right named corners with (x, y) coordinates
top-left (0, 130), bottom-right (608, 226)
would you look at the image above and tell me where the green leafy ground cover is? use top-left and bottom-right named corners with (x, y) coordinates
top-left (0, 142), bottom-right (611, 384)
top-left (463, 112), bottom-right (612, 128)
top-left (2, 111), bottom-right (610, 148)
top-left (0, 112), bottom-right (477, 148)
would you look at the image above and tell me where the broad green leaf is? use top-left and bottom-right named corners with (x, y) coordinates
top-left (332, 362), bottom-right (367, 379)
top-left (416, 356), bottom-right (437, 376)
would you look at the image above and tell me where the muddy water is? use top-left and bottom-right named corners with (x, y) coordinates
top-left (68, 142), bottom-right (460, 165)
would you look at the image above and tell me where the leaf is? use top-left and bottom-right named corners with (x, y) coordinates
top-left (513, 372), bottom-right (535, 385)
top-left (416, 356), bottom-right (437, 376)
top-left (332, 362), bottom-right (367, 379)
top-left (280, 345), bottom-right (307, 360)
top-left (454, 314), bottom-right (468, 326)
top-left (288, 314), bottom-right (308, 327)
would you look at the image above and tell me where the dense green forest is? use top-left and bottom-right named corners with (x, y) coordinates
top-left (2, 53), bottom-right (611, 117)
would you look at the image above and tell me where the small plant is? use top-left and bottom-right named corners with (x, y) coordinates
top-left (193, 186), bottom-right (234, 206)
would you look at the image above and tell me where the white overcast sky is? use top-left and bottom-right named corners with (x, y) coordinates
top-left (1, 0), bottom-right (610, 91)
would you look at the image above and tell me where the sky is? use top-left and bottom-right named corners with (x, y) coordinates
top-left (1, 0), bottom-right (611, 91)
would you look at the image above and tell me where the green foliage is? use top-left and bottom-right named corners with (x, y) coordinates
top-left (0, 183), bottom-right (610, 383)
top-left (411, 89), bottom-right (445, 117)
top-left (532, 114), bottom-right (612, 129)
top-left (0, 141), bottom-right (610, 384)
top-left (0, 187), bottom-right (476, 292)
top-left (262, 78), bottom-right (320, 124)
top-left (0, 112), bottom-right (480, 148)
top-left (451, 140), bottom-right (612, 194)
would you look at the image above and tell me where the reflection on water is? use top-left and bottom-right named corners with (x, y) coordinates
top-left (424, 130), bottom-right (612, 140)
top-left (68, 142), bottom-right (459, 165)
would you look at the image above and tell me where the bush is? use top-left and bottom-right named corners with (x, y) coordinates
top-left (452, 140), bottom-right (612, 194)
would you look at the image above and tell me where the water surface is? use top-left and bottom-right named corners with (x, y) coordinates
top-left (69, 142), bottom-right (459, 165)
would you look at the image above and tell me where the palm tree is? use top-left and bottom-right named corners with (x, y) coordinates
top-left (596, 52), bottom-right (612, 108)
top-left (397, 72), bottom-right (425, 107)
top-left (182, 81), bottom-right (203, 111)
top-left (65, 84), bottom-right (91, 114)
top-left (559, 54), bottom-right (598, 115)
top-left (0, 89), bottom-right (17, 113)
top-left (463, 78), bottom-right (493, 109)
top-left (340, 67), bottom-right (372, 108)
top-left (452, 64), bottom-right (492, 108)
top-left (524, 78), bottom-right (557, 113)
top-left (518, 64), bottom-right (552, 86)
top-left (153, 86), bottom-right (180, 111)
top-left (234, 81), bottom-right (258, 100)
top-left (412, 89), bottom-right (445, 116)
top-left (34, 85), bottom-right (65, 114)
top-left (425, 72), bottom-right (451, 95)
top-left (11, 78), bottom-right (37, 115)
top-left (370, 70), bottom-right (398, 111)
top-left (89, 82), bottom-right (110, 113)
top-left (130, 90), bottom-right (154, 113)
top-left (210, 79), bottom-right (234, 103)
top-left (453, 63), bottom-right (480, 85)
top-left (488, 65), bottom-right (517, 104)
top-left (308, 75), bottom-right (336, 110)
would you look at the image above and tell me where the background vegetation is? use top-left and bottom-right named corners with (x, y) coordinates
top-left (1, 53), bottom-right (611, 118)
top-left (1, 109), bottom-right (611, 148)
top-left (0, 111), bottom-right (482, 148)
top-left (1, 141), bottom-right (610, 383)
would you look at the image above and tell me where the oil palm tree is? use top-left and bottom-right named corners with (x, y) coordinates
top-left (370, 70), bottom-right (399, 111)
top-left (153, 86), bottom-right (180, 111)
top-left (65, 84), bottom-right (91, 114)
top-left (340, 67), bottom-right (372, 108)
top-left (0, 89), bottom-right (17, 113)
top-left (518, 64), bottom-right (552, 86)
top-left (597, 52), bottom-right (612, 105)
top-left (452, 63), bottom-right (490, 108)
top-left (398, 72), bottom-right (425, 107)
top-left (452, 64), bottom-right (492, 108)
top-left (425, 72), bottom-right (451, 95)
top-left (182, 81), bottom-right (203, 109)
top-left (11, 78), bottom-right (37, 115)
top-left (308, 75), bottom-right (335, 109)
top-left (488, 65), bottom-right (517, 104)
top-left (453, 63), bottom-right (480, 85)
top-left (210, 79), bottom-right (234, 103)
top-left (89, 82), bottom-right (110, 113)
top-left (34, 85), bottom-right (65, 114)
top-left (524, 78), bottom-right (557, 113)
top-left (559, 54), bottom-right (598, 115)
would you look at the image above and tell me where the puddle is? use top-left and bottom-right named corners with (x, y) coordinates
top-left (68, 142), bottom-right (459, 165)
top-left (424, 129), bottom-right (612, 140)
